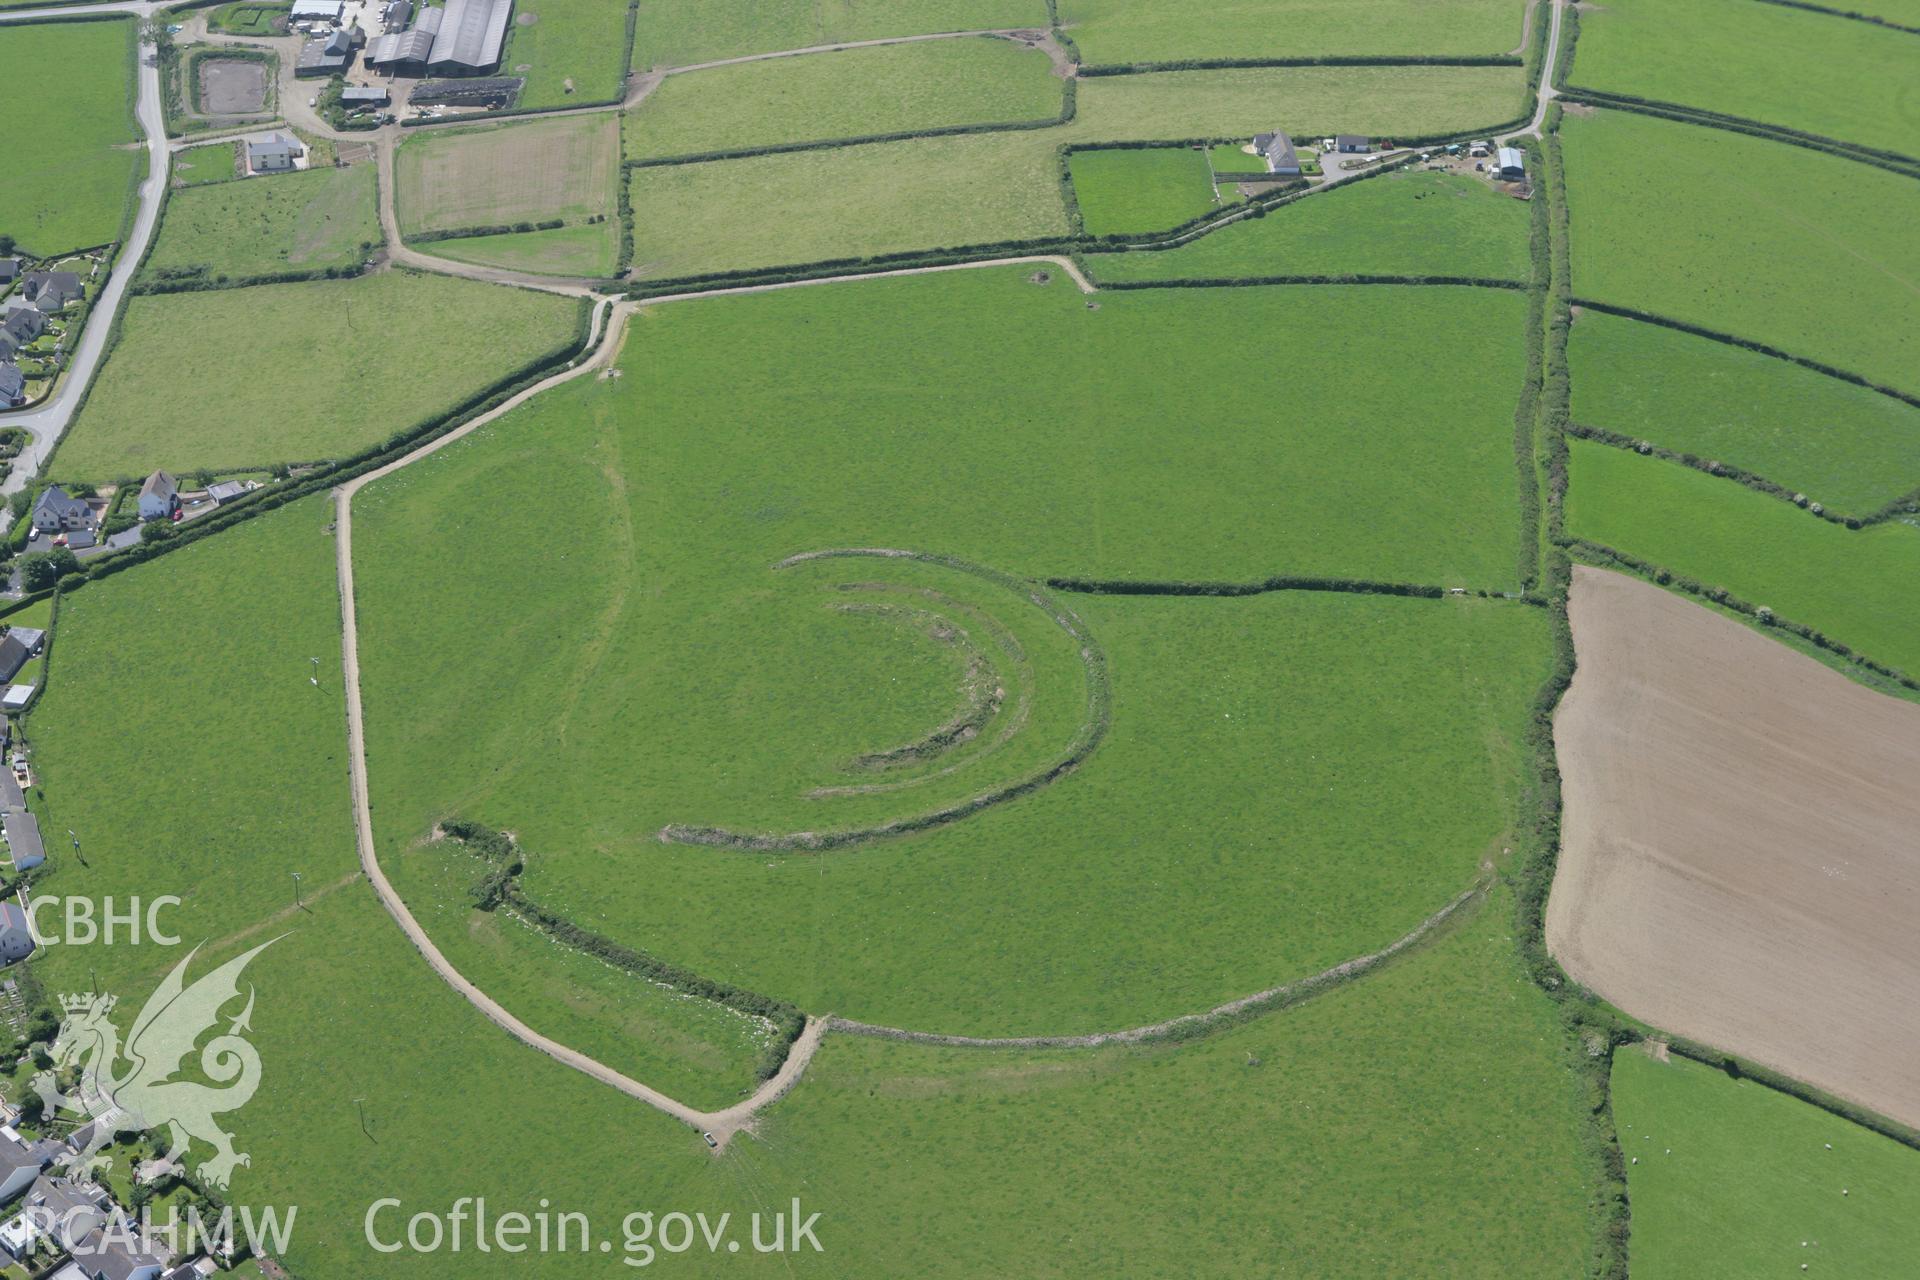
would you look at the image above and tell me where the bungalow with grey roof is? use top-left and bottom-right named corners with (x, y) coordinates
top-left (1251, 130), bottom-right (1301, 176)
top-left (2, 307), bottom-right (46, 348)
top-left (0, 1127), bottom-right (53, 1207)
top-left (0, 634), bottom-right (31, 685)
top-left (0, 364), bottom-right (22, 409)
top-left (4, 810), bottom-right (44, 872)
top-left (0, 905), bottom-right (32, 965)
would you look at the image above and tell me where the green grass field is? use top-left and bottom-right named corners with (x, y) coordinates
top-left (171, 141), bottom-right (240, 186)
top-left (622, 35), bottom-right (1063, 160)
top-left (1561, 110), bottom-right (1920, 397)
top-left (1069, 146), bottom-right (1218, 235)
top-left (1566, 439), bottom-right (1920, 678)
top-left (1612, 1049), bottom-right (1920, 1279)
top-left (419, 220), bottom-right (619, 276)
top-left (20, 496), bottom-right (722, 1280)
top-left (141, 162), bottom-right (378, 283)
top-left (1058, 0), bottom-right (1527, 64)
top-left (632, 0), bottom-right (1048, 67)
top-left (348, 269), bottom-right (1543, 1034)
top-left (1568, 0), bottom-right (1920, 158)
top-left (734, 884), bottom-right (1594, 1274)
top-left (628, 64), bottom-right (1526, 278)
top-left (0, 18), bottom-right (141, 257)
top-left (1089, 168), bottom-right (1533, 282)
top-left (384, 839), bottom-right (777, 1110)
top-left (395, 114), bottom-right (619, 236)
top-left (628, 129), bottom-right (1068, 278)
top-left (1569, 309), bottom-right (1920, 516)
top-left (206, 0), bottom-right (288, 35)
top-left (57, 271), bottom-right (581, 479)
top-left (495, 0), bottom-right (632, 109)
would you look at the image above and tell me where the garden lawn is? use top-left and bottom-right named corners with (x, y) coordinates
top-left (1566, 439), bottom-right (1920, 678)
top-left (1058, 0), bottom-right (1527, 65)
top-left (395, 114), bottom-right (619, 236)
top-left (350, 268), bottom-right (1545, 1033)
top-left (495, 0), bottom-right (631, 108)
top-left (1568, 0), bottom-right (1920, 158)
top-left (622, 35), bottom-right (1063, 160)
top-left (1612, 1049), bottom-right (1920, 1280)
top-left (1561, 110), bottom-right (1920, 397)
top-left (1069, 146), bottom-right (1217, 235)
top-left (56, 271), bottom-right (582, 478)
top-left (632, 0), bottom-right (1047, 67)
top-left (141, 162), bottom-right (378, 283)
top-left (384, 839), bottom-right (778, 1110)
top-left (628, 64), bottom-right (1527, 278)
top-left (420, 221), bottom-right (618, 276)
top-left (0, 18), bottom-right (140, 257)
top-left (1569, 309), bottom-right (1920, 516)
top-left (171, 141), bottom-right (240, 186)
top-left (1089, 167), bottom-right (1533, 282)
top-left (20, 497), bottom-right (723, 1280)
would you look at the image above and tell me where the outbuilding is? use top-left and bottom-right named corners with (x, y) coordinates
top-left (1495, 146), bottom-right (1526, 180)
top-left (341, 84), bottom-right (390, 107)
top-left (1335, 134), bottom-right (1370, 153)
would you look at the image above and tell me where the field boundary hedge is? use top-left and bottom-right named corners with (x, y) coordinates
top-left (47, 281), bottom-right (595, 577)
top-left (1565, 423), bottom-right (1919, 527)
top-left (1076, 53), bottom-right (1521, 76)
top-left (1748, 0), bottom-right (1920, 35)
top-left (1047, 574), bottom-right (1462, 600)
top-left (1569, 298), bottom-right (1920, 410)
top-left (1564, 538), bottom-right (1919, 691)
top-left (835, 877), bottom-right (1492, 1049)
top-left (1099, 273), bottom-right (1526, 291)
top-left (437, 820), bottom-right (805, 1083)
top-left (1658, 1035), bottom-right (1920, 1153)
top-left (1514, 135), bottom-right (1549, 594)
top-left (624, 77), bottom-right (1077, 169)
top-left (1558, 89), bottom-right (1920, 178)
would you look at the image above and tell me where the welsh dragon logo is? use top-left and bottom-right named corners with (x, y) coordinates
top-left (33, 939), bottom-right (279, 1188)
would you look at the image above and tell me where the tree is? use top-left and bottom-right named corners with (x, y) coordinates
top-left (140, 520), bottom-right (178, 545)
top-left (19, 549), bottom-right (77, 593)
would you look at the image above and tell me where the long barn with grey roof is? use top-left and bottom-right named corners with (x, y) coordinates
top-left (369, 0), bottom-right (510, 74)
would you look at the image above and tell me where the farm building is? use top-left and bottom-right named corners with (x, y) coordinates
top-left (341, 84), bottom-right (391, 107)
top-left (1336, 135), bottom-right (1370, 153)
top-left (382, 0), bottom-right (413, 28)
top-left (368, 0), bottom-right (511, 74)
top-left (208, 480), bottom-right (252, 505)
top-left (246, 133), bottom-right (305, 173)
top-left (30, 485), bottom-right (90, 534)
top-left (1496, 146), bottom-right (1527, 180)
top-left (290, 0), bottom-right (343, 21)
top-left (1252, 130), bottom-right (1301, 176)
top-left (0, 904), bottom-right (31, 963)
top-left (0, 365), bottom-right (21, 409)
top-left (297, 25), bottom-right (358, 76)
top-left (137, 470), bottom-right (178, 520)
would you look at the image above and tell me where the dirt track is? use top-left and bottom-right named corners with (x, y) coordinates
top-left (1549, 566), bottom-right (1920, 1127)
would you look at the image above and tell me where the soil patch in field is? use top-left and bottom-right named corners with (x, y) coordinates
top-left (199, 58), bottom-right (268, 115)
top-left (1548, 566), bottom-right (1920, 1127)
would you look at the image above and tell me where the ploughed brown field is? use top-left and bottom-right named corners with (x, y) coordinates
top-left (1549, 565), bottom-right (1920, 1127)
